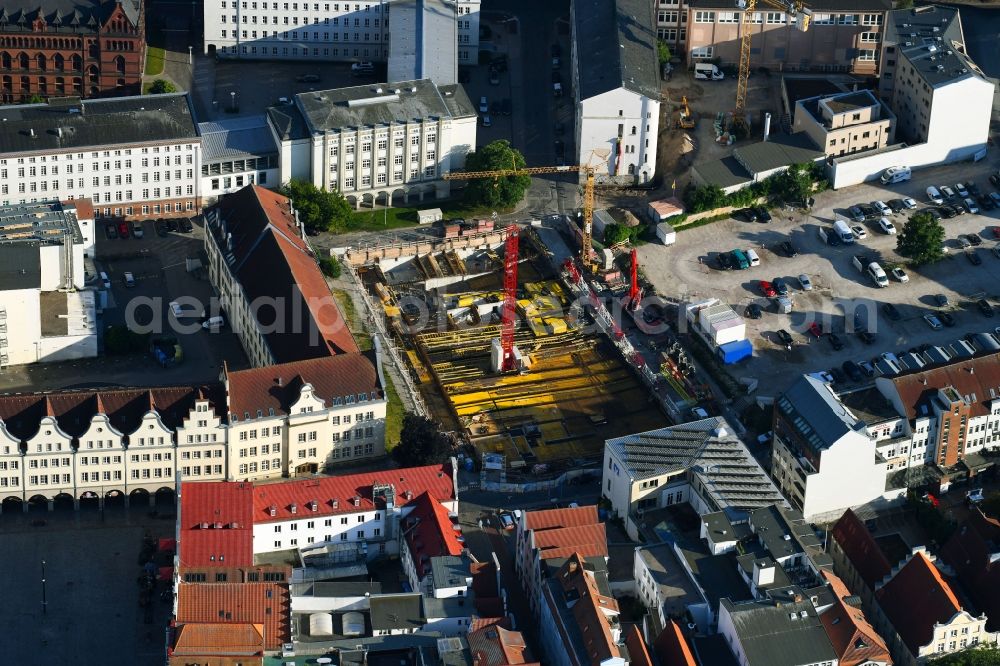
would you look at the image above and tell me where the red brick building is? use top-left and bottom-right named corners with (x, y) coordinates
top-left (0, 0), bottom-right (146, 103)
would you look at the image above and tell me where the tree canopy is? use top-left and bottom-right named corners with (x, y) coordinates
top-left (392, 414), bottom-right (453, 467)
top-left (461, 140), bottom-right (531, 209)
top-left (279, 179), bottom-right (353, 233)
top-left (148, 79), bottom-right (177, 94)
top-left (927, 645), bottom-right (1000, 665)
top-left (657, 40), bottom-right (672, 66)
top-left (897, 211), bottom-right (946, 264)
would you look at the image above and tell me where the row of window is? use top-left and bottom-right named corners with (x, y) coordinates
top-left (222, 29), bottom-right (385, 42)
top-left (693, 11), bottom-right (882, 25)
top-left (217, 44), bottom-right (385, 58)
top-left (273, 528), bottom-right (381, 548)
top-left (274, 512), bottom-right (379, 531)
top-left (223, 1), bottom-right (384, 11)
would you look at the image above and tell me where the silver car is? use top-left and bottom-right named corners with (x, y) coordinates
top-left (798, 274), bottom-right (813, 291)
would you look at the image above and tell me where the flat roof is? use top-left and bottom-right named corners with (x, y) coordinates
top-left (0, 94), bottom-right (199, 155)
top-left (636, 544), bottom-right (705, 616)
top-left (886, 6), bottom-right (986, 88)
top-left (199, 116), bottom-right (279, 162)
top-left (836, 385), bottom-right (899, 424)
top-left (387, 0), bottom-right (457, 86)
top-left (0, 200), bottom-right (83, 246)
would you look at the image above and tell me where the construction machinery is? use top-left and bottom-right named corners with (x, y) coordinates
top-left (733, 0), bottom-right (811, 134)
top-left (626, 248), bottom-right (641, 311)
top-left (678, 96), bottom-right (696, 130)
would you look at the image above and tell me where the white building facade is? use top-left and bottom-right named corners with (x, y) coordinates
top-left (0, 94), bottom-right (202, 220)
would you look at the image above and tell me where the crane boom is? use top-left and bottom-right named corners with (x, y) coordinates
top-left (733, 0), bottom-right (810, 133)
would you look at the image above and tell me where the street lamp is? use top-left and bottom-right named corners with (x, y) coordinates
top-left (41, 559), bottom-right (47, 616)
top-left (230, 91), bottom-right (236, 112)
top-left (188, 46), bottom-right (193, 65)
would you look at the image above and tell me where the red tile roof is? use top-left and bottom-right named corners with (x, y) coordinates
top-left (653, 620), bottom-right (697, 666)
top-left (403, 491), bottom-right (464, 580)
top-left (170, 622), bottom-right (265, 656)
top-left (251, 462), bottom-right (455, 523)
top-left (941, 507), bottom-right (1000, 631)
top-left (875, 551), bottom-right (962, 655)
top-left (225, 352), bottom-right (381, 419)
top-left (555, 553), bottom-right (620, 666)
top-left (63, 198), bottom-right (95, 221)
top-left (523, 505), bottom-right (600, 532)
top-left (210, 185), bottom-right (357, 362)
top-left (624, 624), bottom-right (654, 666)
top-left (178, 482), bottom-right (254, 569)
top-left (830, 509), bottom-right (892, 588)
top-left (533, 524), bottom-right (608, 561)
top-left (467, 617), bottom-right (539, 666)
top-left (819, 570), bottom-right (891, 666)
top-left (176, 583), bottom-right (290, 650)
top-left (890, 351), bottom-right (1000, 419)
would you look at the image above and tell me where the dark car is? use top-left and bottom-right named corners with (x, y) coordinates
top-left (842, 360), bottom-right (864, 382)
top-left (882, 303), bottom-right (902, 321)
top-left (934, 294), bottom-right (949, 307)
top-left (991, 173), bottom-right (1000, 188)
top-left (857, 330), bottom-right (876, 345)
top-left (969, 182), bottom-right (982, 197)
top-left (978, 299), bottom-right (995, 317)
top-left (295, 74), bottom-right (321, 82)
top-left (490, 101), bottom-right (501, 115)
top-left (155, 219), bottom-right (169, 237)
top-left (776, 329), bottom-right (793, 346)
top-left (105, 222), bottom-right (118, 240)
top-left (167, 218), bottom-right (179, 232)
top-left (551, 44), bottom-right (562, 58)
top-left (778, 240), bottom-right (797, 257)
top-left (828, 333), bottom-right (845, 351)
top-left (829, 367), bottom-right (846, 384)
top-left (978, 193), bottom-right (996, 210)
top-left (179, 217), bottom-right (194, 233)
top-left (849, 205), bottom-right (865, 222)
top-left (738, 208), bottom-right (758, 222)
top-left (938, 206), bottom-right (955, 219)
top-left (118, 221), bottom-right (129, 239)
top-left (887, 199), bottom-right (906, 214)
top-left (859, 203), bottom-right (878, 219)
top-left (940, 312), bottom-right (956, 327)
top-left (754, 207), bottom-right (772, 223)
top-left (966, 232), bottom-right (982, 246)
top-left (967, 250), bottom-right (982, 266)
top-left (926, 208), bottom-right (943, 221)
top-left (773, 277), bottom-right (789, 296)
top-left (491, 55), bottom-right (508, 72)
top-left (551, 71), bottom-right (562, 84)
top-left (717, 253), bottom-right (735, 270)
top-left (745, 303), bottom-right (762, 319)
top-left (501, 99), bottom-right (511, 115)
top-left (948, 203), bottom-right (965, 216)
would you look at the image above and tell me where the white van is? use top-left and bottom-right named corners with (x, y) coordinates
top-left (99, 271), bottom-right (111, 289)
top-left (202, 316), bottom-right (225, 331)
top-left (832, 219), bottom-right (855, 244)
top-left (745, 248), bottom-right (760, 266)
top-left (926, 186), bottom-right (944, 205)
top-left (867, 262), bottom-right (888, 288)
top-left (694, 63), bottom-right (724, 80)
top-left (880, 166), bottom-right (911, 185)
top-left (351, 61), bottom-right (374, 74)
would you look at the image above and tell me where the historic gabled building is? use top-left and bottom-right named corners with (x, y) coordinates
top-left (0, 0), bottom-right (146, 103)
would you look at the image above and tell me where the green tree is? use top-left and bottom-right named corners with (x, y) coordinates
top-left (26, 94), bottom-right (45, 104)
top-left (682, 183), bottom-right (726, 213)
top-left (657, 40), bottom-right (672, 66)
top-left (392, 414), bottom-right (453, 467)
top-left (897, 212), bottom-right (946, 264)
top-left (927, 644), bottom-right (1000, 665)
top-left (319, 255), bottom-right (342, 279)
top-left (604, 223), bottom-right (632, 246)
top-left (279, 179), bottom-right (353, 233)
top-left (462, 140), bottom-right (531, 209)
top-left (148, 79), bottom-right (177, 94)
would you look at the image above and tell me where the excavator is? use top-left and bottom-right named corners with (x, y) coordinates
top-left (678, 96), bottom-right (695, 130)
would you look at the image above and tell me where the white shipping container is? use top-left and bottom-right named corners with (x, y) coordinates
top-left (707, 318), bottom-right (747, 346)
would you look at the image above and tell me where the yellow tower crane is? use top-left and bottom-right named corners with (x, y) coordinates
top-left (733, 0), bottom-right (812, 134)
top-left (442, 165), bottom-right (597, 272)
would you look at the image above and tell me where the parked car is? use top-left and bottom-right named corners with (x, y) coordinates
top-left (99, 271), bottom-right (111, 289)
top-left (993, 246), bottom-right (1000, 260)
top-left (934, 294), bottom-right (950, 307)
top-left (859, 360), bottom-right (877, 376)
top-left (490, 101), bottom-right (501, 115)
top-left (798, 274), bottom-right (812, 291)
top-left (858, 330), bottom-right (876, 345)
top-left (978, 193), bottom-right (995, 210)
top-left (891, 267), bottom-right (908, 282)
top-left (955, 183), bottom-right (969, 198)
top-left (926, 186), bottom-right (944, 205)
top-left (773, 277), bottom-right (789, 296)
top-left (500, 99), bottom-right (511, 115)
top-left (776, 329), bottom-right (793, 347)
top-left (941, 185), bottom-right (956, 199)
top-left (851, 225), bottom-right (867, 239)
top-left (991, 192), bottom-right (1000, 207)
top-left (887, 199), bottom-right (906, 213)
top-left (967, 488), bottom-right (985, 505)
top-left (842, 360), bottom-right (864, 381)
top-left (738, 208), bottom-right (759, 222)
top-left (947, 203), bottom-right (965, 216)
top-left (499, 512), bottom-right (515, 530)
top-left (105, 223), bottom-right (117, 239)
top-left (745, 303), bottom-right (762, 319)
top-left (829, 367), bottom-right (846, 384)
top-left (969, 182), bottom-right (982, 197)
top-left (991, 173), bottom-right (1000, 188)
top-left (166, 218), bottom-right (178, 232)
top-left (481, 115), bottom-right (492, 127)
top-left (902, 197), bottom-right (917, 210)
top-left (937, 206), bottom-right (955, 219)
top-left (873, 200), bottom-right (892, 216)
top-left (479, 96), bottom-right (488, 113)
top-left (882, 303), bottom-right (902, 321)
top-left (118, 221), bottom-right (129, 238)
top-left (759, 280), bottom-right (777, 297)
top-left (807, 322), bottom-right (823, 338)
top-left (130, 221), bottom-right (144, 238)
top-left (963, 197), bottom-right (980, 214)
top-left (489, 69), bottom-right (500, 85)
top-left (828, 333), bottom-right (845, 350)
top-left (859, 203), bottom-right (878, 219)
top-left (754, 207), bottom-right (772, 223)
top-left (877, 217), bottom-right (897, 234)
top-left (553, 121), bottom-right (565, 135)
top-left (179, 218), bottom-right (194, 233)
top-left (551, 44), bottom-right (562, 58)
top-left (967, 250), bottom-right (982, 265)
top-left (295, 73), bottom-right (321, 82)
top-left (978, 299), bottom-right (995, 317)
top-left (778, 240), bottom-right (797, 257)
top-left (717, 253), bottom-right (735, 270)
top-left (123, 271), bottom-right (136, 287)
top-left (849, 205), bottom-right (865, 222)
top-left (940, 312), bottom-right (956, 327)
top-left (966, 232), bottom-right (982, 246)
top-left (924, 314), bottom-right (943, 330)
top-left (155, 219), bottom-right (169, 237)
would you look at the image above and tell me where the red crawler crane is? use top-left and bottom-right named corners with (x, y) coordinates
top-left (626, 248), bottom-right (641, 311)
top-left (499, 227), bottom-right (520, 372)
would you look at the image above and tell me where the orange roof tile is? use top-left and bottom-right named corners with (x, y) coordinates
top-left (468, 617), bottom-right (539, 666)
top-left (555, 553), bottom-right (620, 666)
top-left (624, 625), bottom-right (654, 666)
top-left (830, 509), bottom-right (893, 588)
top-left (178, 482), bottom-right (255, 569)
top-left (819, 570), bottom-right (891, 666)
top-left (171, 622), bottom-right (265, 656)
top-left (251, 462), bottom-right (455, 523)
top-left (176, 583), bottom-right (289, 650)
top-left (890, 352), bottom-right (1000, 419)
top-left (533, 523), bottom-right (608, 560)
top-left (523, 505), bottom-right (599, 532)
top-left (403, 491), bottom-right (464, 579)
top-left (653, 620), bottom-right (697, 666)
top-left (875, 551), bottom-right (962, 655)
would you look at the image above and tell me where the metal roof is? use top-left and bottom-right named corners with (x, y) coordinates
top-left (573, 0), bottom-right (660, 100)
top-left (776, 375), bottom-right (863, 453)
top-left (198, 116), bottom-right (279, 163)
top-left (0, 200), bottom-right (82, 246)
top-left (733, 132), bottom-right (825, 176)
top-left (885, 6), bottom-right (986, 88)
top-left (693, 156), bottom-right (754, 190)
top-left (721, 598), bottom-right (838, 666)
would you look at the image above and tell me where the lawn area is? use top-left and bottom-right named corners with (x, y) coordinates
top-left (145, 47), bottom-right (165, 76)
top-left (346, 202), bottom-right (511, 233)
top-left (331, 288), bottom-right (372, 351)
top-left (383, 373), bottom-right (404, 450)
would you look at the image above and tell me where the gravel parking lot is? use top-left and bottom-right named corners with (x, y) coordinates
top-left (637, 159), bottom-right (1000, 396)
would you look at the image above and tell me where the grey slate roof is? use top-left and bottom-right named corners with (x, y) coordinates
top-left (0, 244), bottom-right (42, 291)
top-left (885, 6), bottom-right (985, 88)
top-left (733, 132), bottom-right (824, 176)
top-left (693, 156), bottom-right (753, 190)
top-left (266, 103), bottom-right (310, 141)
top-left (573, 0), bottom-right (660, 100)
top-left (0, 94), bottom-right (199, 156)
top-left (199, 116), bottom-right (279, 163)
top-left (721, 598), bottom-right (837, 666)
top-left (687, 0), bottom-right (888, 9)
top-left (0, 0), bottom-right (141, 33)
top-left (293, 79), bottom-right (476, 133)
top-left (430, 555), bottom-right (470, 591)
top-left (422, 594), bottom-right (475, 619)
top-left (369, 593), bottom-right (425, 631)
top-left (776, 375), bottom-right (863, 453)
top-left (606, 417), bottom-right (785, 517)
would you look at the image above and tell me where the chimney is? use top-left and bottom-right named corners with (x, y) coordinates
top-left (763, 113), bottom-right (772, 142)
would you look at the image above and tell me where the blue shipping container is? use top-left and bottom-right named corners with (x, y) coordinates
top-left (718, 339), bottom-right (752, 364)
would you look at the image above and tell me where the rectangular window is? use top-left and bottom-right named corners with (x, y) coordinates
top-left (694, 11), bottom-right (715, 22)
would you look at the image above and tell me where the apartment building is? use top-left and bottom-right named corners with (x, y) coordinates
top-left (718, 597), bottom-right (839, 666)
top-left (204, 185), bottom-right (359, 368)
top-left (573, 0), bottom-right (660, 184)
top-left (0, 94), bottom-right (202, 220)
top-left (793, 89), bottom-right (895, 157)
top-left (203, 0), bottom-right (479, 66)
top-left (685, 0), bottom-right (890, 75)
top-left (942, 506), bottom-right (1000, 634)
top-left (399, 491), bottom-right (466, 596)
top-left (654, 0), bottom-right (689, 50)
top-left (0, 0), bottom-right (146, 103)
top-left (0, 352), bottom-right (386, 509)
top-left (199, 117), bottom-right (280, 204)
top-left (265, 79), bottom-right (476, 207)
top-left (771, 375), bottom-right (892, 521)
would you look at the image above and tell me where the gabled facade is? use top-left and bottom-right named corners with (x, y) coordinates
top-left (941, 507), bottom-right (1000, 632)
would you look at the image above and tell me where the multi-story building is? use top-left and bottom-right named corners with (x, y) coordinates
top-left (792, 89), bottom-right (895, 158)
top-left (0, 352), bottom-right (387, 509)
top-left (573, 0), bottom-right (660, 184)
top-left (655, 0), bottom-right (689, 51)
top-left (0, 0), bottom-right (146, 103)
top-left (202, 0), bottom-right (479, 66)
top-left (0, 94), bottom-right (202, 220)
top-left (718, 596), bottom-right (839, 666)
top-left (265, 79), bottom-right (476, 207)
top-left (684, 0), bottom-right (890, 75)
top-left (203, 185), bottom-right (360, 367)
top-left (771, 375), bottom-right (892, 521)
top-left (941, 506), bottom-right (1000, 634)
top-left (199, 117), bottom-right (281, 204)
top-left (399, 491), bottom-right (466, 596)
